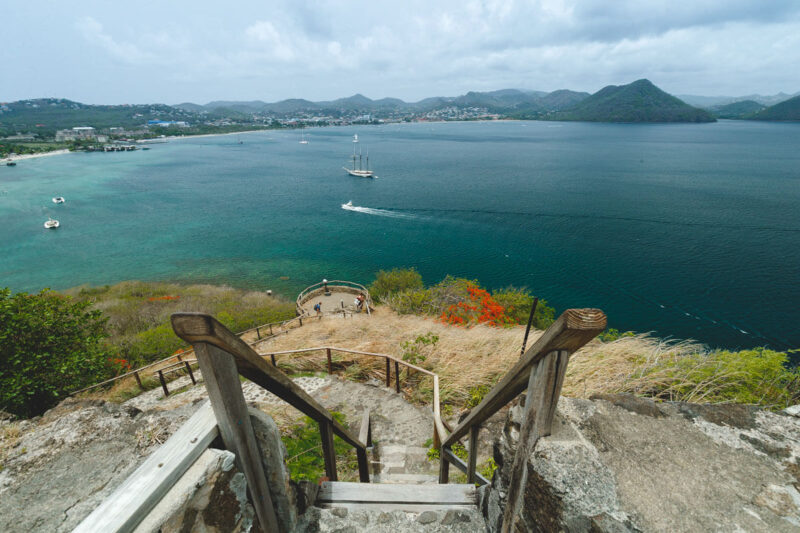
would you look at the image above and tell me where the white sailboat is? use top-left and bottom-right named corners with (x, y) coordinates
top-left (352, 134), bottom-right (358, 143)
top-left (343, 143), bottom-right (374, 178)
top-left (299, 132), bottom-right (309, 144)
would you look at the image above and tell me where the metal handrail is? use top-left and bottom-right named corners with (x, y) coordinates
top-left (296, 280), bottom-right (373, 315)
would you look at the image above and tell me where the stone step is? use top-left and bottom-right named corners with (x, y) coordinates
top-left (297, 507), bottom-right (486, 532)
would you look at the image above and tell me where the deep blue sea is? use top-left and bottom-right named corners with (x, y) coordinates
top-left (1, 120), bottom-right (798, 350)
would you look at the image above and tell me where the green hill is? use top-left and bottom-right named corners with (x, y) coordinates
top-left (710, 100), bottom-right (765, 119)
top-left (750, 94), bottom-right (800, 121)
top-left (551, 79), bottom-right (715, 123)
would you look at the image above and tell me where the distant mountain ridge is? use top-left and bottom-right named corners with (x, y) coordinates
top-left (547, 79), bottom-right (715, 123)
top-left (749, 94), bottom-right (800, 121)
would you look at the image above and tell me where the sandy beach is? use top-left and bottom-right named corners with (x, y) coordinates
top-left (4, 149), bottom-right (71, 163)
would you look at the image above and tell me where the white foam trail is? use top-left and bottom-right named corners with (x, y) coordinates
top-left (341, 203), bottom-right (417, 220)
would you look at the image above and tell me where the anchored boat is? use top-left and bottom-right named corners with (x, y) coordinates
top-left (343, 142), bottom-right (375, 178)
top-left (44, 218), bottom-right (60, 229)
top-left (52, 196), bottom-right (65, 204)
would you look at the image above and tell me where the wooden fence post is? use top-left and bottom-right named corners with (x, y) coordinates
top-left (256, 326), bottom-right (261, 340)
top-left (157, 370), bottom-right (169, 396)
top-left (270, 354), bottom-right (276, 366)
top-left (394, 361), bottom-right (400, 393)
top-left (385, 357), bottom-right (391, 388)
top-left (133, 371), bottom-right (144, 390)
top-left (501, 350), bottom-right (570, 533)
top-left (319, 420), bottom-right (338, 481)
top-left (194, 342), bottom-right (281, 533)
top-left (467, 425), bottom-right (480, 484)
top-left (327, 348), bottom-right (333, 374)
top-left (269, 324), bottom-right (273, 336)
top-left (184, 361), bottom-right (196, 384)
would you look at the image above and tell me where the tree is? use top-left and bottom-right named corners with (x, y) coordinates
top-left (0, 288), bottom-right (114, 418)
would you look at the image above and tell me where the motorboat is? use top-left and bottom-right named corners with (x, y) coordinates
top-left (44, 218), bottom-right (60, 229)
top-left (52, 197), bottom-right (65, 204)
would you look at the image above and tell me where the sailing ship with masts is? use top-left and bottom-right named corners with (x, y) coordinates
top-left (343, 135), bottom-right (374, 178)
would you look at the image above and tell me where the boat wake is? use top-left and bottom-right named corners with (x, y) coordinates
top-left (341, 202), bottom-right (417, 220)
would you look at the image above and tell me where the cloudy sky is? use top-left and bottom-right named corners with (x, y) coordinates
top-left (3, 0), bottom-right (800, 104)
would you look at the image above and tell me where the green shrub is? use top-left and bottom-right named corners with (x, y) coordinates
top-left (598, 328), bottom-right (636, 342)
top-left (0, 288), bottom-right (114, 418)
top-left (282, 412), bottom-right (355, 481)
top-left (400, 332), bottom-right (439, 365)
top-left (369, 268), bottom-right (424, 301)
top-left (491, 286), bottom-right (555, 328)
top-left (644, 347), bottom-right (800, 408)
top-left (465, 384), bottom-right (491, 409)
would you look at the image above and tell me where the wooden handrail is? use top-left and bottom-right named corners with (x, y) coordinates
top-left (442, 308), bottom-right (606, 448)
top-left (70, 314), bottom-right (304, 395)
top-left (171, 313), bottom-right (370, 482)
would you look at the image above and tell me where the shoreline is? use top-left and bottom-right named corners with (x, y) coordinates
top-left (4, 149), bottom-right (71, 162)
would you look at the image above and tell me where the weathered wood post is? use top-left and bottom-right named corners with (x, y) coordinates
top-left (385, 357), bottom-right (391, 387)
top-left (270, 353), bottom-right (277, 366)
top-left (319, 420), bottom-right (338, 481)
top-left (157, 370), bottom-right (169, 396)
top-left (269, 324), bottom-right (273, 336)
top-left (500, 350), bottom-right (570, 533)
top-left (256, 326), bottom-right (261, 340)
top-left (184, 361), bottom-right (196, 384)
top-left (193, 341), bottom-right (281, 532)
top-left (394, 361), bottom-right (401, 393)
top-left (467, 425), bottom-right (479, 484)
top-left (327, 348), bottom-right (333, 374)
top-left (133, 370), bottom-right (144, 390)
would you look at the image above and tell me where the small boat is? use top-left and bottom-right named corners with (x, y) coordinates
top-left (343, 200), bottom-right (353, 208)
top-left (142, 147), bottom-right (151, 151)
top-left (352, 134), bottom-right (358, 143)
top-left (44, 218), bottom-right (60, 229)
top-left (6, 161), bottom-right (16, 166)
top-left (52, 197), bottom-right (65, 204)
top-left (299, 133), bottom-right (309, 144)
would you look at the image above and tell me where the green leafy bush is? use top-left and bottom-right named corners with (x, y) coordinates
top-left (644, 347), bottom-right (800, 407)
top-left (282, 412), bottom-right (356, 481)
top-left (400, 332), bottom-right (439, 365)
top-left (491, 286), bottom-right (555, 329)
top-left (369, 268), bottom-right (424, 301)
top-left (598, 328), bottom-right (636, 342)
top-left (0, 288), bottom-right (114, 418)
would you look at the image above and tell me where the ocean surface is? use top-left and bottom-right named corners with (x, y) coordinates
top-left (1, 120), bottom-right (798, 351)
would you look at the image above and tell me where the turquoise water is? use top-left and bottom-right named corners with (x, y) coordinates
top-left (1, 120), bottom-right (799, 350)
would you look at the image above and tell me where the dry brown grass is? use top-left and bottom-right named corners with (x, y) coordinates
top-left (257, 306), bottom-right (798, 410)
top-left (258, 306), bottom-right (538, 406)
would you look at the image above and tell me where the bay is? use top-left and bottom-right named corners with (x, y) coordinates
top-left (1, 120), bottom-right (798, 350)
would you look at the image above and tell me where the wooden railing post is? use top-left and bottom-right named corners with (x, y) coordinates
top-left (256, 326), bottom-right (261, 340)
top-left (439, 454), bottom-right (450, 484)
top-left (394, 361), bottom-right (400, 393)
top-left (269, 324), bottom-right (273, 335)
top-left (319, 420), bottom-right (338, 481)
top-left (467, 425), bottom-right (479, 484)
top-left (270, 353), bottom-right (277, 366)
top-left (184, 361), bottom-right (196, 384)
top-left (157, 370), bottom-right (169, 396)
top-left (327, 348), bottom-right (333, 374)
top-left (133, 370), bottom-right (144, 390)
top-left (385, 357), bottom-right (391, 388)
top-left (501, 350), bottom-right (570, 533)
top-left (194, 342), bottom-right (281, 532)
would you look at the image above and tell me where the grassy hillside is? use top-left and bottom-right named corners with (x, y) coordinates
top-left (750, 94), bottom-right (800, 121)
top-left (710, 100), bottom-right (765, 119)
top-left (551, 79), bottom-right (715, 123)
top-left (0, 99), bottom-right (199, 138)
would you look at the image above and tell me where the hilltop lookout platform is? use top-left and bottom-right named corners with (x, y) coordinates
top-left (296, 279), bottom-right (373, 316)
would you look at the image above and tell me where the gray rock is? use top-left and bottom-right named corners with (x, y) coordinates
top-left (484, 394), bottom-right (800, 532)
top-left (784, 405), bottom-right (800, 417)
top-left (416, 510), bottom-right (438, 524)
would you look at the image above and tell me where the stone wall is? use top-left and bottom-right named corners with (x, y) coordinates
top-left (481, 394), bottom-right (800, 532)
